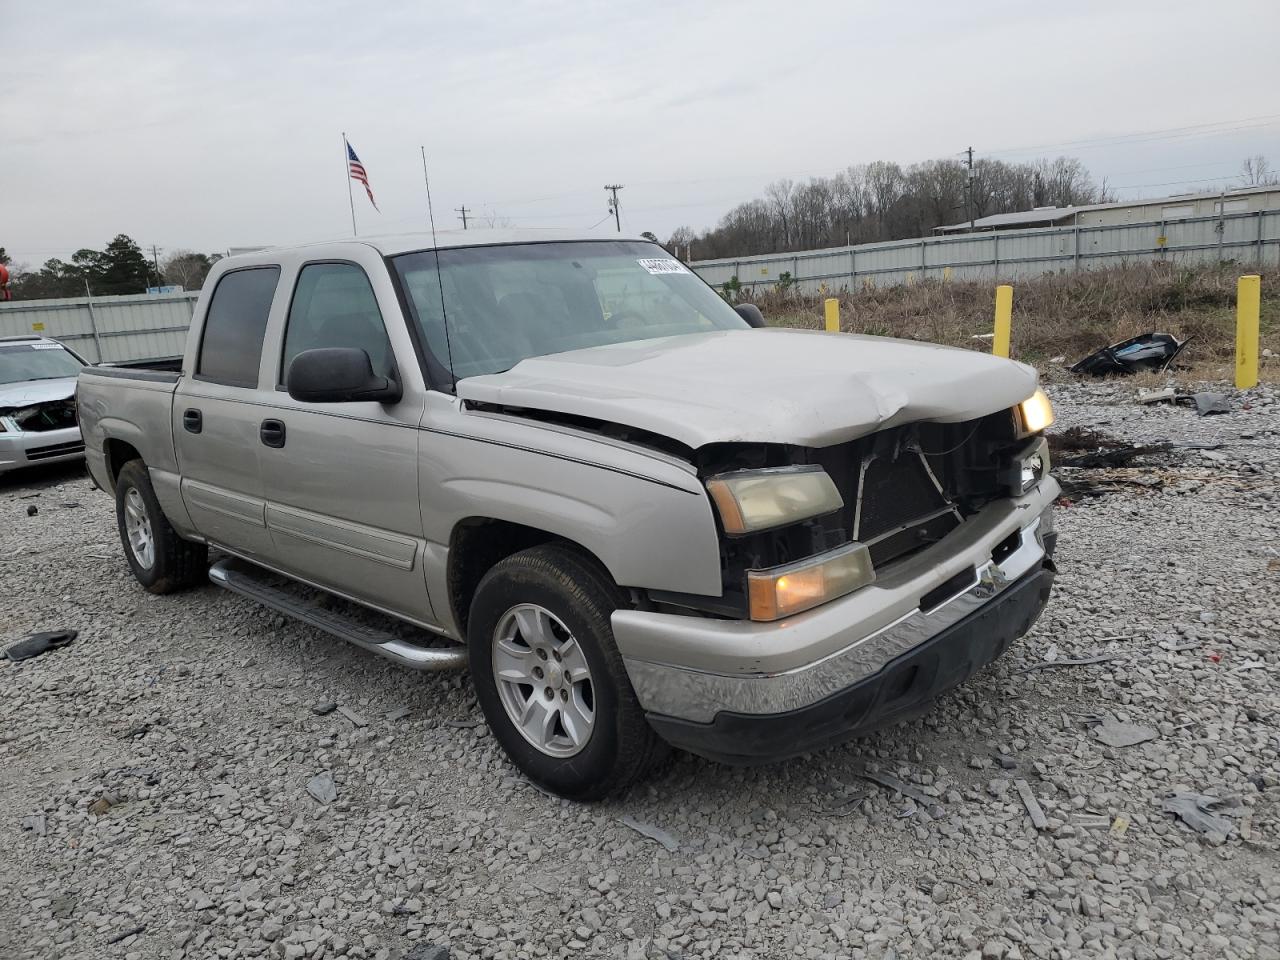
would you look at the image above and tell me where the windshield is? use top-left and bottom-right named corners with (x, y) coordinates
top-left (0, 342), bottom-right (85, 385)
top-left (392, 240), bottom-right (749, 380)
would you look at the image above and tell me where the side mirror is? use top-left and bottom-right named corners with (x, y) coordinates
top-left (286, 348), bottom-right (401, 404)
top-left (735, 303), bottom-right (766, 328)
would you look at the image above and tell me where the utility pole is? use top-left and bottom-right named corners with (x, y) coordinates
top-left (965, 146), bottom-right (975, 232)
top-left (150, 244), bottom-right (163, 288)
top-left (604, 184), bottom-right (624, 232)
top-left (455, 205), bottom-right (470, 229)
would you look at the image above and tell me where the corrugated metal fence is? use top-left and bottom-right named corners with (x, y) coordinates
top-left (0, 290), bottom-right (199, 363)
top-left (2, 210), bottom-right (1276, 365)
top-left (691, 209), bottom-right (1280, 295)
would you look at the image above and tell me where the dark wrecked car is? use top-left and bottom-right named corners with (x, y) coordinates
top-left (0, 335), bottom-right (87, 473)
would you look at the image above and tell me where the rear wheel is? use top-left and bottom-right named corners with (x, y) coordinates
top-left (468, 544), bottom-right (665, 800)
top-left (114, 459), bottom-right (207, 594)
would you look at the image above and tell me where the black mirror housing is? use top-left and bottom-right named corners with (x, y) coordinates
top-left (286, 348), bottom-right (401, 404)
top-left (735, 303), bottom-right (766, 328)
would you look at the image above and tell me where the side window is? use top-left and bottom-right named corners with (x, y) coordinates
top-left (197, 267), bottom-right (281, 387)
top-left (281, 262), bottom-right (394, 385)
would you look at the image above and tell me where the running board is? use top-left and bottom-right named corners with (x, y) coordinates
top-left (208, 558), bottom-right (466, 672)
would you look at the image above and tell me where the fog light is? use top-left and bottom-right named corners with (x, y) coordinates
top-left (747, 542), bottom-right (875, 621)
top-left (1007, 437), bottom-right (1050, 495)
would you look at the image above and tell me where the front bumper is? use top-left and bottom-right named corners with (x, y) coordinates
top-left (613, 479), bottom-right (1058, 757)
top-left (647, 562), bottom-right (1053, 764)
top-left (0, 426), bottom-right (85, 473)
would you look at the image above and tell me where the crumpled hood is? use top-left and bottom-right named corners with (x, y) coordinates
top-left (0, 377), bottom-right (77, 411)
top-left (458, 328), bottom-right (1039, 449)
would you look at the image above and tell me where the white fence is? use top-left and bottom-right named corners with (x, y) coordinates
top-left (690, 209), bottom-right (1280, 296)
top-left (0, 290), bottom-right (199, 364)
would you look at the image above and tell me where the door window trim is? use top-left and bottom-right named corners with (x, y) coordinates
top-left (276, 258), bottom-right (395, 391)
top-left (193, 265), bottom-right (282, 389)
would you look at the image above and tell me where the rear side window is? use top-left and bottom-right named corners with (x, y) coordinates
top-left (281, 262), bottom-right (394, 384)
top-left (196, 267), bottom-right (280, 387)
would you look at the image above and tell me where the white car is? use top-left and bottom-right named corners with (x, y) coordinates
top-left (0, 335), bottom-right (88, 473)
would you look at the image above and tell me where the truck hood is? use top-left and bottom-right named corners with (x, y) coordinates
top-left (457, 329), bottom-right (1039, 449)
top-left (0, 377), bottom-right (78, 410)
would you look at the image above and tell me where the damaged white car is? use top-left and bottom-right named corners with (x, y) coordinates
top-left (0, 336), bottom-right (87, 473)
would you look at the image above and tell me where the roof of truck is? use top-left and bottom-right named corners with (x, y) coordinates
top-left (251, 229), bottom-right (652, 259)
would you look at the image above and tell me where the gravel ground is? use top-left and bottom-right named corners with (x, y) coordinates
top-left (1, 381), bottom-right (1278, 960)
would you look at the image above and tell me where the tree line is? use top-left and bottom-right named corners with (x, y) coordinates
top-left (0, 236), bottom-right (221, 300)
top-left (664, 155), bottom-right (1113, 260)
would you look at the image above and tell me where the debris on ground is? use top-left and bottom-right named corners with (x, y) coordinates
top-left (336, 705), bottom-right (367, 728)
top-left (855, 768), bottom-right (945, 818)
top-left (617, 815), bottom-right (680, 852)
top-left (385, 705), bottom-right (412, 722)
top-left (26, 504), bottom-right (38, 516)
top-left (1070, 332), bottom-right (1188, 377)
top-left (1192, 391), bottom-right (1231, 416)
top-left (1110, 815), bottom-right (1130, 837)
top-left (310, 701), bottom-right (336, 716)
top-left (105, 924), bottom-right (147, 945)
top-left (1162, 791), bottom-right (1246, 838)
top-left (1015, 653), bottom-right (1128, 674)
top-left (4, 629), bottom-right (77, 663)
top-left (306, 772), bottom-right (338, 805)
top-left (1013, 779), bottom-right (1048, 830)
top-left (1136, 387), bottom-right (1177, 405)
top-left (1089, 717), bottom-right (1158, 748)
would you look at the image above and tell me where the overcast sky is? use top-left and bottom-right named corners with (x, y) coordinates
top-left (5, 0), bottom-right (1280, 267)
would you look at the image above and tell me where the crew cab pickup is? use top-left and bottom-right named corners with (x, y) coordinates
top-left (78, 231), bottom-right (1059, 799)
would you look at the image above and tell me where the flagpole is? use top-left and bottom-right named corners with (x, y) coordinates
top-left (342, 132), bottom-right (358, 237)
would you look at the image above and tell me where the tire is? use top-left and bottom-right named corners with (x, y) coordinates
top-left (468, 544), bottom-right (665, 800)
top-left (115, 459), bottom-right (208, 594)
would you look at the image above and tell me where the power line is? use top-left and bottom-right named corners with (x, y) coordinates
top-left (981, 115), bottom-right (1280, 159)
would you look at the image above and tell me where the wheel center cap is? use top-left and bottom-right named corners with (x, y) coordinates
top-left (545, 661), bottom-right (564, 687)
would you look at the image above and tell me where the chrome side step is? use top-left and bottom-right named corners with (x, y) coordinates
top-left (208, 558), bottom-right (466, 672)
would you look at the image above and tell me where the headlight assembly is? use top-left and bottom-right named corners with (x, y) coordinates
top-left (706, 465), bottom-right (843, 535)
top-left (1017, 388), bottom-right (1055, 436)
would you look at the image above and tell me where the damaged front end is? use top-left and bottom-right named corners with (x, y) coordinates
top-left (0, 396), bottom-right (79, 433)
top-left (664, 406), bottom-right (1050, 620)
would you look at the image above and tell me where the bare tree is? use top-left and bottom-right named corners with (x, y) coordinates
top-left (161, 250), bottom-right (219, 290)
top-left (1240, 155), bottom-right (1278, 187)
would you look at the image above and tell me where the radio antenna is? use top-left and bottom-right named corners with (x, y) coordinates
top-left (421, 145), bottom-right (457, 389)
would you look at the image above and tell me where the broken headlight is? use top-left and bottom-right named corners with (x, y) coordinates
top-left (706, 465), bottom-right (843, 535)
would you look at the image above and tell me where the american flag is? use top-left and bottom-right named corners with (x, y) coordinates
top-left (347, 142), bottom-right (378, 211)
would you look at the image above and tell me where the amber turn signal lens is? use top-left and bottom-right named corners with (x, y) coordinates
top-left (747, 543), bottom-right (875, 621)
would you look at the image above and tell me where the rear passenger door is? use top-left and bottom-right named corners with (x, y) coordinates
top-left (256, 258), bottom-right (436, 625)
top-left (174, 265), bottom-right (280, 559)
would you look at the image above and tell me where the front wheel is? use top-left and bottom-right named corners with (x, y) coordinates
top-left (114, 459), bottom-right (207, 594)
top-left (468, 544), bottom-right (665, 800)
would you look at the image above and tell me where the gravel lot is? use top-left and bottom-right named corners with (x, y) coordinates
top-left (2, 381), bottom-right (1278, 960)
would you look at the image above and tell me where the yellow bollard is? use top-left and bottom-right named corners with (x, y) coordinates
top-left (1235, 274), bottom-right (1261, 389)
top-left (993, 284), bottom-right (1013, 358)
top-left (824, 297), bottom-right (840, 333)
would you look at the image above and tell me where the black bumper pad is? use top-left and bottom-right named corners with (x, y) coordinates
top-left (646, 563), bottom-right (1054, 765)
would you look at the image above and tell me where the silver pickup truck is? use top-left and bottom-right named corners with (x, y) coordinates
top-left (78, 230), bottom-right (1059, 799)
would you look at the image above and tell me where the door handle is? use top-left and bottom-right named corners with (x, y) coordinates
top-left (182, 408), bottom-right (202, 434)
top-left (259, 419), bottom-right (286, 448)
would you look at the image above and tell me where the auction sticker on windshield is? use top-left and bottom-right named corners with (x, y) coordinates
top-left (637, 258), bottom-right (690, 276)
